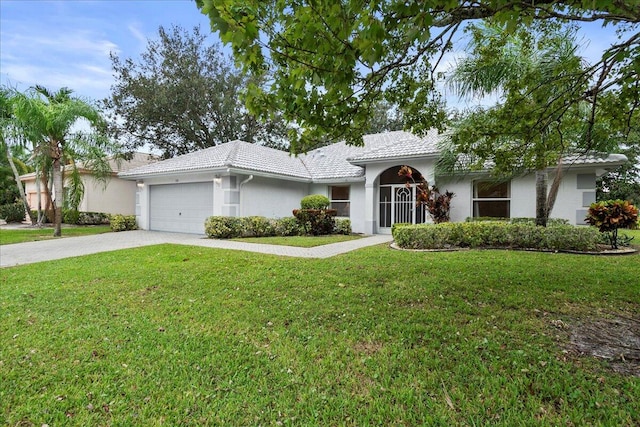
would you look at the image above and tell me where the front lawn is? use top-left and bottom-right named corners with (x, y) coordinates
top-left (231, 234), bottom-right (362, 247)
top-left (0, 225), bottom-right (112, 245)
top-left (1, 245), bottom-right (638, 425)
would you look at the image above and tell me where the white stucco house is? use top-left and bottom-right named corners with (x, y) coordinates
top-left (118, 130), bottom-right (627, 235)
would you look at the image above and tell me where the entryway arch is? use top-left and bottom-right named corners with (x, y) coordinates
top-left (378, 165), bottom-right (428, 231)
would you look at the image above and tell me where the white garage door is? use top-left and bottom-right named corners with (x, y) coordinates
top-left (149, 182), bottom-right (214, 234)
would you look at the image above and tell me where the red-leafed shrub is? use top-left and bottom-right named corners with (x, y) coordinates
top-left (585, 200), bottom-right (638, 249)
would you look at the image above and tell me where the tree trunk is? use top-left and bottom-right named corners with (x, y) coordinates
top-left (51, 142), bottom-right (63, 237)
top-left (545, 157), bottom-right (563, 220)
top-left (4, 143), bottom-right (35, 224)
top-left (535, 170), bottom-right (548, 227)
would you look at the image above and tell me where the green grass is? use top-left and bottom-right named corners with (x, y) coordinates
top-left (0, 225), bottom-right (112, 245)
top-left (231, 234), bottom-right (362, 247)
top-left (1, 245), bottom-right (639, 425)
top-left (620, 228), bottom-right (640, 247)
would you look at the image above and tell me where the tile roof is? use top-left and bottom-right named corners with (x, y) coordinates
top-left (119, 140), bottom-right (310, 179)
top-left (119, 131), bottom-right (628, 182)
top-left (348, 129), bottom-right (441, 162)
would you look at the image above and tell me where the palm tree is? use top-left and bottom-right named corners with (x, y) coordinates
top-left (447, 23), bottom-right (592, 226)
top-left (0, 87), bottom-right (36, 224)
top-left (12, 86), bottom-right (111, 236)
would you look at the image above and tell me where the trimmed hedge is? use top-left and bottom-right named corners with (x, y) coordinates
top-left (110, 214), bottom-right (138, 232)
top-left (466, 217), bottom-right (570, 226)
top-left (392, 222), bottom-right (601, 252)
top-left (206, 216), bottom-right (303, 239)
top-left (205, 215), bottom-right (352, 239)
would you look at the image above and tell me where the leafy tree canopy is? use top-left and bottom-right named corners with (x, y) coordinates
top-left (195, 0), bottom-right (639, 153)
top-left (103, 25), bottom-right (289, 158)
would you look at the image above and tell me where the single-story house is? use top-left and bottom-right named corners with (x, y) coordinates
top-left (21, 152), bottom-right (159, 216)
top-left (118, 130), bottom-right (627, 234)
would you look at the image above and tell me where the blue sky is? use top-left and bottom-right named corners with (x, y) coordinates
top-left (0, 0), bottom-right (624, 108)
top-left (0, 0), bottom-right (214, 101)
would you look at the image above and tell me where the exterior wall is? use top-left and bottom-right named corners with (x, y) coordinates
top-left (240, 175), bottom-right (309, 218)
top-left (81, 175), bottom-right (137, 215)
top-left (439, 169), bottom-right (599, 225)
top-left (22, 174), bottom-right (137, 216)
top-left (309, 182), bottom-right (367, 234)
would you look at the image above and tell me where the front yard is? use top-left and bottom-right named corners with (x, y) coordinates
top-left (1, 243), bottom-right (638, 425)
top-left (0, 225), bottom-right (112, 245)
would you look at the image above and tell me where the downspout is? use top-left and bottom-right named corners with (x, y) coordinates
top-left (239, 175), bottom-right (253, 217)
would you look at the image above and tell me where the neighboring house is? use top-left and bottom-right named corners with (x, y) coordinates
top-left (21, 152), bottom-right (159, 216)
top-left (118, 131), bottom-right (627, 234)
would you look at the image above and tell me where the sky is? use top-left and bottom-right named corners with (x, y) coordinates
top-left (0, 0), bottom-right (625, 109)
top-left (0, 0), bottom-right (214, 102)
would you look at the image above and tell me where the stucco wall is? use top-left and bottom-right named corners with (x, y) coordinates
top-left (308, 182), bottom-right (367, 234)
top-left (240, 175), bottom-right (309, 218)
top-left (439, 170), bottom-right (598, 225)
top-left (81, 175), bottom-right (138, 215)
top-left (22, 174), bottom-right (137, 216)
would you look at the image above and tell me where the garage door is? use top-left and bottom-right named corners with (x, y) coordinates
top-left (149, 182), bottom-right (214, 234)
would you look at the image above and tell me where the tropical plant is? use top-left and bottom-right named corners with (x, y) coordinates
top-left (398, 165), bottom-right (454, 223)
top-left (444, 23), bottom-right (610, 227)
top-left (12, 85), bottom-right (112, 236)
top-left (585, 200), bottom-right (638, 249)
top-left (0, 87), bottom-right (35, 224)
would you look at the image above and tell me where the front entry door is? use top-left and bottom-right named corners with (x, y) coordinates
top-left (379, 185), bottom-right (427, 231)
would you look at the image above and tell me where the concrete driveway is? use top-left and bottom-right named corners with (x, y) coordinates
top-left (0, 230), bottom-right (393, 268)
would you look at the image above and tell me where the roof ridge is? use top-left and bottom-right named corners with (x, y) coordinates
top-left (223, 140), bottom-right (243, 167)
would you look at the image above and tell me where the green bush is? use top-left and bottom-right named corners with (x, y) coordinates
top-left (241, 216), bottom-right (276, 237)
top-left (78, 212), bottom-right (110, 225)
top-left (62, 209), bottom-right (80, 225)
top-left (274, 217), bottom-right (303, 237)
top-left (109, 214), bottom-right (138, 232)
top-left (205, 216), bottom-right (243, 238)
top-left (393, 222), bottom-right (601, 252)
top-left (334, 218), bottom-right (352, 235)
top-left (293, 209), bottom-right (337, 235)
top-left (300, 194), bottom-right (330, 210)
top-left (0, 203), bottom-right (25, 223)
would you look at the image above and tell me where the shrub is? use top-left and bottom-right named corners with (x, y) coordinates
top-left (205, 216), bottom-right (243, 239)
top-left (334, 218), bottom-right (352, 235)
top-left (0, 203), bottom-right (25, 223)
top-left (293, 209), bottom-right (337, 235)
top-left (240, 216), bottom-right (276, 237)
top-left (585, 200), bottom-right (639, 248)
top-left (274, 217), bottom-right (304, 236)
top-left (78, 212), bottom-right (110, 225)
top-left (300, 194), bottom-right (330, 210)
top-left (110, 214), bottom-right (138, 232)
top-left (62, 209), bottom-right (80, 225)
top-left (392, 222), bottom-right (601, 252)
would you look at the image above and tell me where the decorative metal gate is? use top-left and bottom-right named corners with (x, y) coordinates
top-left (379, 185), bottom-right (427, 229)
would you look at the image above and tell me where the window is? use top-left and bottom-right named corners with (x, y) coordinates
top-left (330, 186), bottom-right (350, 216)
top-left (473, 181), bottom-right (510, 218)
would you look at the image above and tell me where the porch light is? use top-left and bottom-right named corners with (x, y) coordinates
top-left (136, 180), bottom-right (144, 188)
top-left (214, 175), bottom-right (222, 185)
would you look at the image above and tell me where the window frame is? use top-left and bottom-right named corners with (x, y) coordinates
top-left (472, 180), bottom-right (511, 219)
top-left (329, 185), bottom-right (350, 217)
